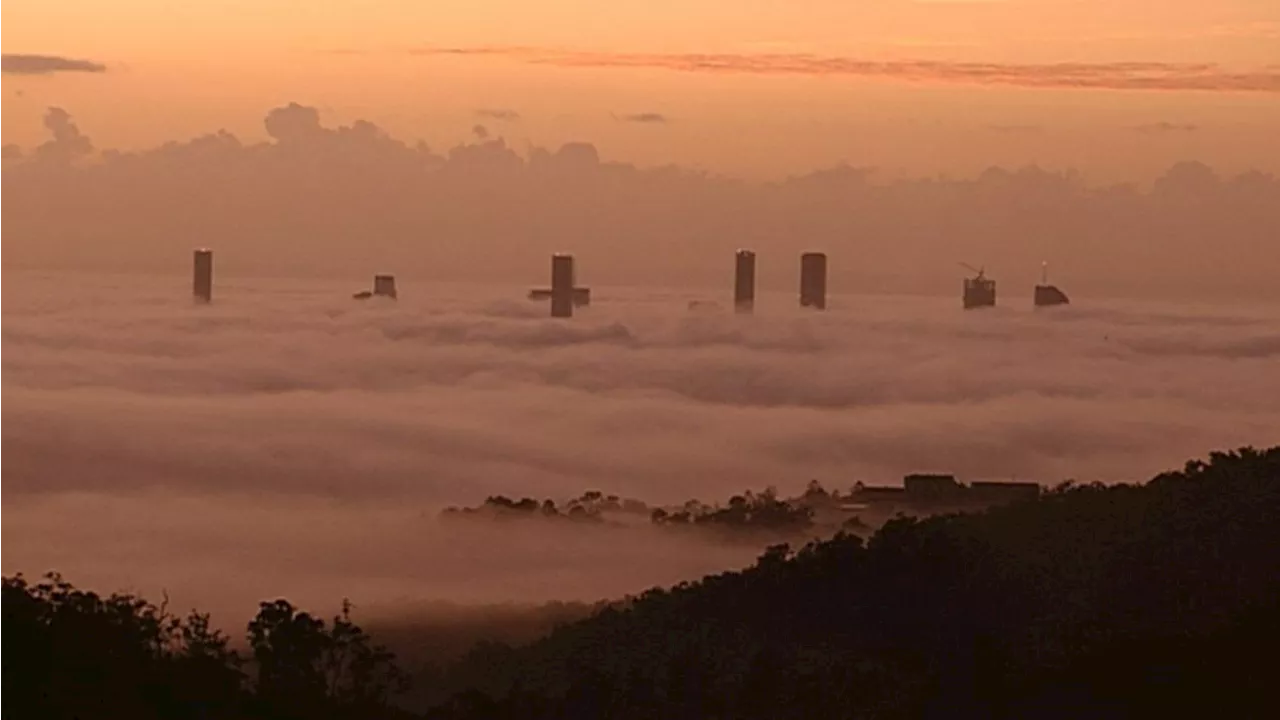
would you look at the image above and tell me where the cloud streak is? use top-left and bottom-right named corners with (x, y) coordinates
top-left (2, 53), bottom-right (106, 75)
top-left (475, 108), bottom-right (521, 121)
top-left (1131, 121), bottom-right (1199, 134)
top-left (412, 46), bottom-right (1280, 93)
top-left (987, 124), bottom-right (1044, 134)
top-left (616, 112), bottom-right (669, 124)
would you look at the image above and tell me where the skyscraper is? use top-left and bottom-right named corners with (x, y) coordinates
top-left (551, 253), bottom-right (575, 318)
top-left (373, 274), bottom-right (398, 299)
top-left (193, 249), bottom-right (213, 303)
top-left (734, 250), bottom-right (756, 313)
top-left (799, 252), bottom-right (827, 309)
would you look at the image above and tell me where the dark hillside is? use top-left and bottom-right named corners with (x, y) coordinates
top-left (423, 447), bottom-right (1280, 719)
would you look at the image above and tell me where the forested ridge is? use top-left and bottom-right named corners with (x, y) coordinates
top-left (5, 446), bottom-right (1278, 719)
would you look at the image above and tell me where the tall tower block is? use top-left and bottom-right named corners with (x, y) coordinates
top-left (373, 274), bottom-right (398, 299)
top-left (799, 252), bottom-right (827, 309)
top-left (550, 253), bottom-right (575, 318)
top-left (193, 249), bottom-right (213, 303)
top-left (734, 249), bottom-right (756, 313)
top-left (1033, 262), bottom-right (1069, 308)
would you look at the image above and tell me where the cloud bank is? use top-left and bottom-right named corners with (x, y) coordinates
top-left (2, 53), bottom-right (106, 75)
top-left (4, 105), bottom-right (1279, 303)
top-left (413, 46), bottom-right (1280, 93)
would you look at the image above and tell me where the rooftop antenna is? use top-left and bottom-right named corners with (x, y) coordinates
top-left (1033, 260), bottom-right (1070, 307)
top-left (959, 262), bottom-right (985, 278)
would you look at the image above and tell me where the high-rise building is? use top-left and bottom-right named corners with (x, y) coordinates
top-left (962, 266), bottom-right (997, 309)
top-left (1033, 262), bottom-right (1070, 308)
top-left (551, 253), bottom-right (575, 318)
top-left (373, 274), bottom-right (398, 299)
top-left (193, 249), bottom-right (213, 303)
top-left (734, 250), bottom-right (756, 313)
top-left (799, 252), bottom-right (827, 309)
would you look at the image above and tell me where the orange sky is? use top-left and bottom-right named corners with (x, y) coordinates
top-left (4, 0), bottom-right (1280, 179)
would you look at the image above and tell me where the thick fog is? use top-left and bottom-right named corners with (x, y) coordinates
top-left (3, 104), bottom-right (1279, 302)
top-left (4, 272), bottom-right (1278, 625)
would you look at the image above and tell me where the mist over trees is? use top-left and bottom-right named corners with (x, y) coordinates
top-left (417, 446), bottom-right (1280, 718)
top-left (6, 446), bottom-right (1278, 718)
top-left (4, 104), bottom-right (1278, 300)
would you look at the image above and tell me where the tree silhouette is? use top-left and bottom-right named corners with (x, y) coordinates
top-left (248, 598), bottom-right (407, 718)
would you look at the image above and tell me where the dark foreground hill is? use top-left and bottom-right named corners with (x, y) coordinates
top-left (420, 446), bottom-right (1280, 719)
top-left (5, 446), bottom-right (1279, 719)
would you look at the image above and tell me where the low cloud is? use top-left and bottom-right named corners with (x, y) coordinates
top-left (3, 103), bottom-right (1278, 303)
top-left (1131, 122), bottom-right (1199, 134)
top-left (617, 112), bottom-right (668, 124)
top-left (4, 276), bottom-right (1279, 623)
top-left (2, 53), bottom-right (106, 75)
top-left (25, 107), bottom-right (94, 161)
top-left (413, 46), bottom-right (1280, 93)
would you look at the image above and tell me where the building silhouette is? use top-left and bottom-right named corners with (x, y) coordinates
top-left (192, 249), bottom-right (213, 303)
top-left (1033, 262), bottom-right (1070, 307)
top-left (734, 250), bottom-right (756, 313)
top-left (528, 287), bottom-right (591, 306)
top-left (962, 264), bottom-right (996, 309)
top-left (373, 274), bottom-right (398, 299)
top-left (799, 252), bottom-right (827, 309)
top-left (550, 253), bottom-right (576, 318)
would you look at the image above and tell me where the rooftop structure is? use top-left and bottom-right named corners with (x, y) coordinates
top-left (848, 474), bottom-right (1041, 514)
top-left (528, 287), bottom-right (591, 306)
top-left (903, 473), bottom-right (963, 499)
top-left (962, 263), bottom-right (997, 309)
top-left (353, 274), bottom-right (398, 300)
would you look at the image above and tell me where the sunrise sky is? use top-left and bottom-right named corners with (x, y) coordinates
top-left (4, 0), bottom-right (1280, 179)
top-left (5, 1), bottom-right (1280, 645)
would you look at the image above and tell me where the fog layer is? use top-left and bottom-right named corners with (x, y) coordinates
top-left (3, 273), bottom-right (1278, 623)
